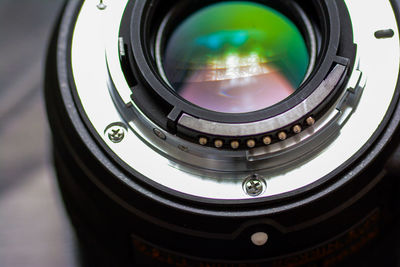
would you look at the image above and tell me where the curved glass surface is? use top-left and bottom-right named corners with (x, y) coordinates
top-left (162, 1), bottom-right (310, 113)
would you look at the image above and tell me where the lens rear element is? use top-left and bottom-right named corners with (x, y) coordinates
top-left (162, 1), bottom-right (310, 113)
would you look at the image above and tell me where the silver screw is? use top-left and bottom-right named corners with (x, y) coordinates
top-left (97, 0), bottom-right (107, 10)
top-left (244, 175), bottom-right (265, 197)
top-left (105, 124), bottom-right (126, 143)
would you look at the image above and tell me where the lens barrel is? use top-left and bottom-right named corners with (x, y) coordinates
top-left (45, 0), bottom-right (400, 266)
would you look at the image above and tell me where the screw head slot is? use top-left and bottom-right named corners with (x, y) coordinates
top-left (243, 174), bottom-right (266, 197)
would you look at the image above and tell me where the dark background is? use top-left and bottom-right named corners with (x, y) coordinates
top-left (0, 1), bottom-right (78, 266)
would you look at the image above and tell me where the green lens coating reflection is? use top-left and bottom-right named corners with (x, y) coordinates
top-left (162, 1), bottom-right (310, 113)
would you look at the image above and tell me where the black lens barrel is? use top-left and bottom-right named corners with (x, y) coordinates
top-left (45, 0), bottom-right (400, 266)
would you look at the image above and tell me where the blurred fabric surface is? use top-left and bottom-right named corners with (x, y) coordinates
top-left (0, 0), bottom-right (78, 266)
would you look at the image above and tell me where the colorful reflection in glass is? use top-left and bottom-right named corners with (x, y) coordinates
top-left (163, 1), bottom-right (310, 113)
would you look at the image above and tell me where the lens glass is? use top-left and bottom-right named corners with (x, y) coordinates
top-left (162, 1), bottom-right (310, 113)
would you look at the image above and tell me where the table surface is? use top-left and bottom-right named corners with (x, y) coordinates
top-left (0, 1), bottom-right (79, 266)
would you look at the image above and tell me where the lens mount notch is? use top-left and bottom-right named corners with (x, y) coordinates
top-left (119, 0), bottom-right (356, 151)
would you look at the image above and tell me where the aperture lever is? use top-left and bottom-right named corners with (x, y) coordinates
top-left (336, 69), bottom-right (366, 126)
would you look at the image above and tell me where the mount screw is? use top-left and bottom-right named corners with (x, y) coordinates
top-left (244, 175), bottom-right (265, 197)
top-left (105, 124), bottom-right (126, 143)
top-left (97, 0), bottom-right (107, 10)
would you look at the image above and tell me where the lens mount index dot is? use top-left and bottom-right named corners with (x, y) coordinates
top-left (251, 232), bottom-right (269, 246)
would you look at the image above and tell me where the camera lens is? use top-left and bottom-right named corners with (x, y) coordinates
top-left (45, 0), bottom-right (400, 266)
top-left (161, 1), bottom-right (310, 113)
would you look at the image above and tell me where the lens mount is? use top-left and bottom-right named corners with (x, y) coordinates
top-left (123, 0), bottom-right (356, 153)
top-left (54, 0), bottom-right (400, 201)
